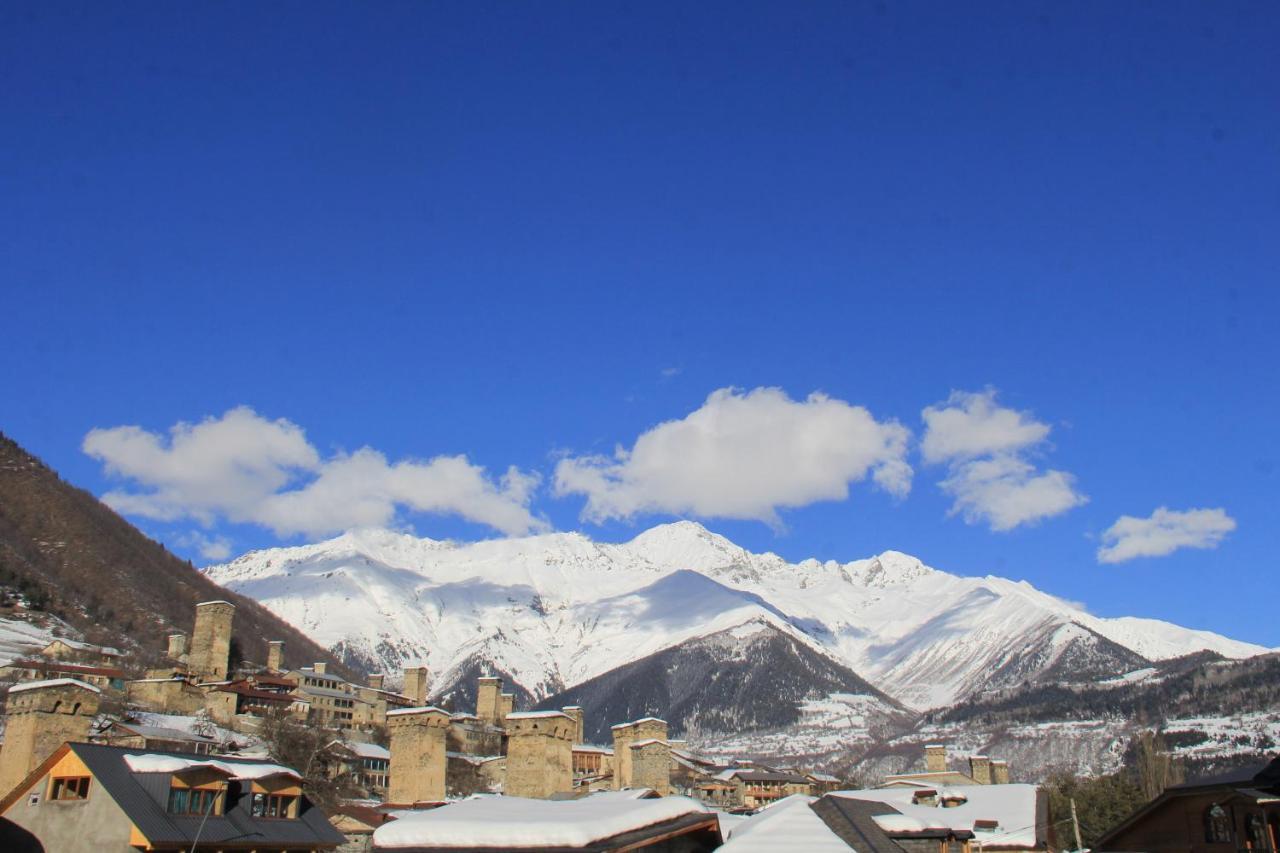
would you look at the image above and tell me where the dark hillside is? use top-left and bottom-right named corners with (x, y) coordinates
top-left (0, 431), bottom-right (349, 677)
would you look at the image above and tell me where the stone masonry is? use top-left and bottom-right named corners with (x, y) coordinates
top-left (562, 706), bottom-right (585, 744)
top-left (266, 640), bottom-right (285, 672)
top-left (476, 676), bottom-right (502, 727)
top-left (504, 711), bottom-right (574, 799)
top-left (630, 739), bottom-right (672, 795)
top-left (188, 600), bottom-right (235, 682)
top-left (0, 679), bottom-right (101, 796)
top-left (402, 665), bottom-right (430, 706)
top-left (925, 743), bottom-right (947, 773)
top-left (387, 707), bottom-right (450, 804)
top-left (611, 717), bottom-right (668, 790)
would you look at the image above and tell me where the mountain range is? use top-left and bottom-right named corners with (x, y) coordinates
top-left (204, 522), bottom-right (1267, 716)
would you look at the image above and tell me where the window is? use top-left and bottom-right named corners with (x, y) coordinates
top-left (167, 787), bottom-right (219, 815)
top-left (1245, 814), bottom-right (1266, 849)
top-left (251, 792), bottom-right (298, 819)
top-left (50, 777), bottom-right (91, 800)
top-left (1205, 804), bottom-right (1232, 844)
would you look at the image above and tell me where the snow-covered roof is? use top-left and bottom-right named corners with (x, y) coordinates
top-left (505, 710), bottom-right (570, 720)
top-left (335, 740), bottom-right (390, 760)
top-left (373, 792), bottom-right (712, 849)
top-left (809, 772), bottom-right (841, 783)
top-left (113, 723), bottom-right (216, 743)
top-left (833, 784), bottom-right (1041, 848)
top-left (43, 638), bottom-right (121, 656)
top-left (387, 706), bottom-right (449, 718)
top-left (196, 600), bottom-right (234, 607)
top-left (630, 738), bottom-right (668, 749)
top-left (9, 677), bottom-right (102, 694)
top-left (720, 795), bottom-right (849, 852)
top-left (610, 716), bottom-right (666, 730)
top-left (123, 753), bottom-right (301, 781)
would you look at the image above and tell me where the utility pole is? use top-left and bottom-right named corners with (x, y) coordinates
top-left (1070, 797), bottom-right (1084, 852)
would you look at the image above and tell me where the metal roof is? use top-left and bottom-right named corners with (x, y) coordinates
top-left (67, 742), bottom-right (346, 848)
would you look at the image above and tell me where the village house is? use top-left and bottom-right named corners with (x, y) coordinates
top-left (369, 789), bottom-right (722, 852)
top-left (327, 738), bottom-right (392, 795)
top-left (1096, 755), bottom-right (1280, 853)
top-left (38, 638), bottom-right (123, 667)
top-left (0, 657), bottom-right (125, 692)
top-left (882, 744), bottom-right (1012, 789)
top-left (721, 783), bottom-right (1048, 853)
top-left (0, 742), bottom-right (347, 852)
top-left (97, 720), bottom-right (218, 755)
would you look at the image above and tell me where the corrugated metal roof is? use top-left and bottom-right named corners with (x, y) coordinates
top-left (69, 742), bottom-right (345, 848)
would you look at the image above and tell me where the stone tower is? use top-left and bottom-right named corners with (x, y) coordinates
top-left (386, 707), bottom-right (450, 804)
top-left (969, 755), bottom-right (992, 785)
top-left (0, 679), bottom-right (101, 796)
top-left (266, 640), bottom-right (285, 672)
top-left (499, 692), bottom-right (514, 720)
top-left (611, 717), bottom-right (668, 789)
top-left (188, 600), bottom-right (235, 682)
top-left (630, 739), bottom-right (671, 795)
top-left (368, 674), bottom-right (385, 690)
top-left (504, 711), bottom-right (574, 799)
top-left (402, 665), bottom-right (430, 705)
top-left (166, 632), bottom-right (187, 661)
top-left (992, 759), bottom-right (1010, 784)
top-left (476, 676), bottom-right (502, 726)
top-left (562, 706), bottom-right (585, 744)
top-left (925, 743), bottom-right (947, 773)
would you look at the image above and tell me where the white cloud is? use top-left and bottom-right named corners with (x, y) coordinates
top-left (177, 531), bottom-right (234, 561)
top-left (922, 389), bottom-right (1086, 530)
top-left (1097, 506), bottom-right (1237, 564)
top-left (84, 407), bottom-right (545, 539)
top-left (941, 455), bottom-right (1086, 532)
top-left (553, 387), bottom-right (912, 526)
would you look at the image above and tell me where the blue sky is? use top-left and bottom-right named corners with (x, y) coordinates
top-left (2, 2), bottom-right (1277, 645)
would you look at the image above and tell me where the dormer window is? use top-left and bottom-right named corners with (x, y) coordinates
top-left (167, 786), bottom-right (221, 816)
top-left (251, 792), bottom-right (298, 818)
top-left (50, 776), bottom-right (91, 800)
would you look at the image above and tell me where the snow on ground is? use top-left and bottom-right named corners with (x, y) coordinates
top-left (373, 792), bottom-right (712, 849)
top-left (0, 615), bottom-right (59, 666)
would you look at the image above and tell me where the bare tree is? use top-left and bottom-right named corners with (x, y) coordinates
top-left (1133, 730), bottom-right (1184, 801)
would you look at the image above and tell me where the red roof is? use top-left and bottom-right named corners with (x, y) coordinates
top-left (10, 659), bottom-right (124, 679)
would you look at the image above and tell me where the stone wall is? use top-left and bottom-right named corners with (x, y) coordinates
top-left (188, 600), bottom-right (235, 682)
top-left (630, 740), bottom-right (671, 795)
top-left (387, 708), bottom-right (449, 804)
top-left (505, 713), bottom-right (573, 799)
top-left (0, 681), bottom-right (100, 796)
top-left (476, 677), bottom-right (501, 726)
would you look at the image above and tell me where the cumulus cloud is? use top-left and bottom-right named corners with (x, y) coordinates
top-left (922, 389), bottom-right (1086, 530)
top-left (84, 407), bottom-right (545, 539)
top-left (1097, 506), bottom-right (1236, 564)
top-left (553, 387), bottom-right (912, 526)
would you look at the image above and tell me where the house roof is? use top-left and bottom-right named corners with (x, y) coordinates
top-left (809, 795), bottom-right (911, 853)
top-left (7, 659), bottom-right (124, 678)
top-left (829, 785), bottom-right (1044, 850)
top-left (719, 795), bottom-right (863, 852)
top-left (109, 722), bottom-right (217, 745)
top-left (1, 743), bottom-right (346, 849)
top-left (1096, 755), bottom-right (1280, 849)
top-left (372, 792), bottom-right (719, 851)
top-left (8, 677), bottom-right (101, 694)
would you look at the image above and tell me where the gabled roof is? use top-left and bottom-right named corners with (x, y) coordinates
top-left (1, 743), bottom-right (345, 849)
top-left (1096, 755), bottom-right (1280, 849)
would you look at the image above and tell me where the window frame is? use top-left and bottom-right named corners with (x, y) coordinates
top-left (49, 776), bottom-right (92, 801)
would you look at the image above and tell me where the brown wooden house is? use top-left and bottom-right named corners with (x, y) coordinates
top-left (1097, 756), bottom-right (1280, 853)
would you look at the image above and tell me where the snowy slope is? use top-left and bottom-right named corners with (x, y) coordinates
top-left (205, 522), bottom-right (1267, 711)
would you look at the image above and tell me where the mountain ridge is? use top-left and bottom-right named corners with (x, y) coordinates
top-left (204, 521), bottom-right (1266, 711)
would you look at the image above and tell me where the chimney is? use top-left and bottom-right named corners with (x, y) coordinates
top-left (167, 633), bottom-right (188, 660)
top-left (368, 674), bottom-right (385, 690)
top-left (925, 743), bottom-right (947, 773)
top-left (314, 662), bottom-right (327, 675)
top-left (266, 640), bottom-right (285, 672)
top-left (991, 759), bottom-right (1010, 784)
top-left (969, 755), bottom-right (992, 785)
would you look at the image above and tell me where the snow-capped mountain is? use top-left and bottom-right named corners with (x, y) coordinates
top-left (204, 521), bottom-right (1266, 712)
